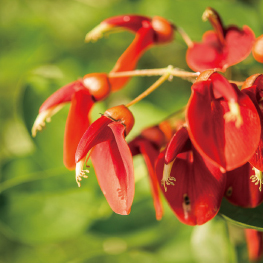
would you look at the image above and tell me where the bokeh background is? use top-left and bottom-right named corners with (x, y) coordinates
top-left (1, 0), bottom-right (263, 262)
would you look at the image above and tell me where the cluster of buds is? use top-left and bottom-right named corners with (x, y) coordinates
top-left (32, 7), bottom-right (263, 258)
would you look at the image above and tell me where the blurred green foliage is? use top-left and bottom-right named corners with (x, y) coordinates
top-left (1, 0), bottom-right (263, 262)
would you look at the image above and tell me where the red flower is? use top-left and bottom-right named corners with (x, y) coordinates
top-left (75, 105), bottom-right (135, 215)
top-left (241, 74), bottom-right (263, 171)
top-left (32, 73), bottom-right (111, 170)
top-left (86, 15), bottom-right (175, 91)
top-left (186, 70), bottom-right (261, 171)
top-left (156, 126), bottom-right (226, 225)
top-left (128, 122), bottom-right (173, 220)
top-left (186, 7), bottom-right (255, 72)
top-left (245, 229), bottom-right (263, 262)
top-left (225, 162), bottom-right (263, 208)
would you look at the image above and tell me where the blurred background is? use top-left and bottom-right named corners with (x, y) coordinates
top-left (1, 0), bottom-right (263, 262)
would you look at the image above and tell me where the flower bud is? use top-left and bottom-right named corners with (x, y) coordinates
top-left (83, 73), bottom-right (111, 101)
top-left (253, 35), bottom-right (263, 63)
top-left (151, 16), bottom-right (175, 44)
top-left (104, 105), bottom-right (135, 136)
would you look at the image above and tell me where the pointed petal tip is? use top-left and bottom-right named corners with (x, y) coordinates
top-left (85, 23), bottom-right (114, 43)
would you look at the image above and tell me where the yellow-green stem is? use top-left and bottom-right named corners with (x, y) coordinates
top-left (125, 66), bottom-right (174, 108)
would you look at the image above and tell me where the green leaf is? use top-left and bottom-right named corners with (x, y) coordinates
top-left (220, 198), bottom-right (263, 231)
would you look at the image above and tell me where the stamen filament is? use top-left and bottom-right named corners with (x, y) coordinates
top-left (251, 167), bottom-right (263, 192)
top-left (162, 159), bottom-right (176, 192)
top-left (75, 158), bottom-right (89, 187)
top-left (177, 27), bottom-right (194, 48)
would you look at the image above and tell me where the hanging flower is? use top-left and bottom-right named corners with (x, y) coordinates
top-left (86, 15), bottom-right (175, 91)
top-left (225, 162), bottom-right (263, 207)
top-left (186, 7), bottom-right (255, 72)
top-left (186, 70), bottom-right (261, 171)
top-left (156, 126), bottom-right (226, 225)
top-left (245, 229), bottom-right (263, 262)
top-left (75, 105), bottom-right (135, 215)
top-left (32, 73), bottom-right (111, 169)
top-left (128, 121), bottom-right (173, 220)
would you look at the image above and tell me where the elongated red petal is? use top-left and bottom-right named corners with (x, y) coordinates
top-left (186, 80), bottom-right (261, 171)
top-left (129, 138), bottom-right (163, 220)
top-left (39, 80), bottom-right (84, 112)
top-left (225, 163), bottom-right (263, 208)
top-left (245, 229), bottom-right (263, 262)
top-left (75, 116), bottom-right (113, 163)
top-left (165, 126), bottom-right (190, 164)
top-left (156, 149), bottom-right (225, 225)
top-left (91, 122), bottom-right (134, 215)
top-left (186, 26), bottom-right (255, 72)
top-left (109, 24), bottom-right (155, 91)
top-left (63, 89), bottom-right (94, 170)
top-left (102, 15), bottom-right (151, 33)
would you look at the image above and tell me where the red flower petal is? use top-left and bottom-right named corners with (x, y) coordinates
top-left (75, 116), bottom-right (113, 163)
top-left (225, 162), bottom-right (263, 208)
top-left (129, 137), bottom-right (163, 220)
top-left (102, 15), bottom-right (151, 33)
top-left (165, 126), bottom-right (190, 164)
top-left (186, 80), bottom-right (261, 171)
top-left (186, 26), bottom-right (255, 72)
top-left (156, 149), bottom-right (225, 225)
top-left (245, 229), bottom-right (263, 262)
top-left (39, 80), bottom-right (84, 112)
top-left (109, 24), bottom-right (155, 91)
top-left (63, 89), bottom-right (94, 170)
top-left (91, 122), bottom-right (134, 215)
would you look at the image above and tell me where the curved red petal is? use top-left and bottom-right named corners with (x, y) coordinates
top-left (63, 89), bottom-right (94, 170)
top-left (225, 25), bottom-right (255, 69)
top-left (129, 138), bottom-right (163, 220)
top-left (91, 122), bottom-right (134, 215)
top-left (103, 15), bottom-right (151, 33)
top-left (109, 25), bottom-right (155, 91)
top-left (39, 80), bottom-right (84, 112)
top-left (225, 163), bottom-right (263, 208)
top-left (75, 116), bottom-right (113, 163)
top-left (186, 26), bottom-right (255, 72)
top-left (156, 149), bottom-right (225, 225)
top-left (165, 126), bottom-right (190, 164)
top-left (186, 81), bottom-right (261, 171)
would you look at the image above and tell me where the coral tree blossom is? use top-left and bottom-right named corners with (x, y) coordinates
top-left (86, 15), bottom-right (175, 91)
top-left (186, 70), bottom-right (261, 171)
top-left (186, 7), bottom-right (255, 72)
top-left (128, 122), bottom-right (173, 220)
top-left (156, 126), bottom-right (226, 225)
top-left (32, 73), bottom-right (111, 170)
top-left (75, 105), bottom-right (135, 215)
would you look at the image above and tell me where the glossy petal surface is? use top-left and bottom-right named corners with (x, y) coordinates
top-left (156, 149), bottom-right (225, 225)
top-left (39, 80), bottom-right (84, 112)
top-left (186, 26), bottom-right (255, 72)
top-left (186, 80), bottom-right (261, 171)
top-left (109, 24), bottom-right (154, 91)
top-left (91, 122), bottom-right (134, 215)
top-left (225, 163), bottom-right (263, 208)
top-left (63, 89), bottom-right (94, 170)
top-left (129, 138), bottom-right (163, 220)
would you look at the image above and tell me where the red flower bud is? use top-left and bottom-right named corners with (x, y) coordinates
top-left (104, 105), bottom-right (135, 136)
top-left (253, 35), bottom-right (263, 63)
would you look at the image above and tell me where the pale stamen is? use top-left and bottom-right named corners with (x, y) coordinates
top-left (182, 194), bottom-right (191, 220)
top-left (162, 159), bottom-right (176, 192)
top-left (32, 104), bottom-right (65, 137)
top-left (250, 167), bottom-right (263, 192)
top-left (224, 101), bottom-right (243, 128)
top-left (75, 158), bottom-right (89, 187)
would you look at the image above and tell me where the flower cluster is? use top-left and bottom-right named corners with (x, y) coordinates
top-left (32, 7), bottom-right (263, 252)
